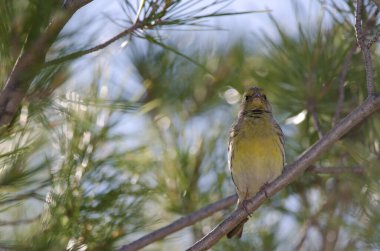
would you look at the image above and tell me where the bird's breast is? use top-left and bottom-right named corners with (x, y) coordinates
top-left (230, 119), bottom-right (283, 199)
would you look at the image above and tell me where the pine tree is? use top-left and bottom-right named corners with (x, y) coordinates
top-left (0, 1), bottom-right (379, 251)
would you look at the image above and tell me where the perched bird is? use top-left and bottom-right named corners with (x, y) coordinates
top-left (227, 87), bottom-right (285, 239)
top-left (62, 0), bottom-right (73, 8)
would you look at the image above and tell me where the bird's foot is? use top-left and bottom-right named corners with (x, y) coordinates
top-left (260, 182), bottom-right (270, 199)
top-left (241, 200), bottom-right (252, 217)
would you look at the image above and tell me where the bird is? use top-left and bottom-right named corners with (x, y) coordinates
top-left (227, 86), bottom-right (285, 239)
top-left (62, 0), bottom-right (72, 8)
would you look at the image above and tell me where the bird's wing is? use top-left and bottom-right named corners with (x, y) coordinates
top-left (273, 120), bottom-right (286, 167)
top-left (228, 120), bottom-right (241, 189)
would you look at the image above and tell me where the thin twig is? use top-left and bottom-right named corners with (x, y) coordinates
top-left (367, 29), bottom-right (380, 48)
top-left (0, 1), bottom-right (93, 127)
top-left (333, 45), bottom-right (357, 126)
top-left (294, 219), bottom-right (311, 251)
top-left (0, 214), bottom-right (42, 226)
top-left (372, 0), bottom-right (380, 11)
top-left (186, 95), bottom-right (380, 251)
top-left (294, 199), bottom-right (331, 251)
top-left (44, 22), bottom-right (143, 67)
top-left (294, 203), bottom-right (327, 251)
top-left (365, 3), bottom-right (380, 49)
top-left (308, 100), bottom-right (323, 138)
top-left (0, 181), bottom-right (50, 206)
top-left (118, 195), bottom-right (237, 251)
top-left (334, 2), bottom-right (378, 125)
top-left (355, 0), bottom-right (376, 95)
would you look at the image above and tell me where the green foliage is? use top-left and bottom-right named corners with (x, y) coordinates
top-left (0, 0), bottom-right (380, 250)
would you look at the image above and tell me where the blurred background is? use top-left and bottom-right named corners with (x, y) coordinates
top-left (0, 0), bottom-right (380, 250)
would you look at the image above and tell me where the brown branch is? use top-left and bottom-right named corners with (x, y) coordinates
top-left (294, 203), bottom-right (326, 251)
top-left (47, 0), bottom-right (183, 67)
top-left (307, 100), bottom-right (323, 139)
top-left (334, 2), bottom-right (378, 125)
top-left (355, 0), bottom-right (376, 95)
top-left (64, 0), bottom-right (93, 10)
top-left (294, 201), bottom-right (329, 251)
top-left (118, 164), bottom-right (362, 251)
top-left (294, 221), bottom-right (310, 251)
top-left (367, 29), bottom-right (380, 48)
top-left (186, 94), bottom-right (380, 251)
top-left (366, 2), bottom-right (380, 48)
top-left (0, 1), bottom-right (93, 128)
top-left (372, 0), bottom-right (380, 11)
top-left (44, 21), bottom-right (143, 67)
top-left (333, 45), bottom-right (357, 126)
top-left (118, 194), bottom-right (237, 251)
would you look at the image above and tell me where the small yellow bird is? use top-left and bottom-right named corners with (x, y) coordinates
top-left (227, 87), bottom-right (285, 239)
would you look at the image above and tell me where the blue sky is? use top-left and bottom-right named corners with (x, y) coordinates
top-left (61, 0), bottom-right (325, 91)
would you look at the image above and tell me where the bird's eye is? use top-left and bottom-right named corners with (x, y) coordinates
top-left (245, 95), bottom-right (250, 101)
top-left (262, 95), bottom-right (267, 100)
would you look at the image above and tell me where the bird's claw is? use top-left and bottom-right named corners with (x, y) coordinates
top-left (260, 182), bottom-right (270, 199)
top-left (241, 200), bottom-right (252, 217)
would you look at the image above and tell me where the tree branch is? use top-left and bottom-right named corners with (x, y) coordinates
top-left (333, 45), bottom-right (357, 126)
top-left (119, 3), bottom-right (377, 250)
top-left (0, 181), bottom-right (50, 206)
top-left (307, 99), bottom-right (323, 138)
top-left (0, 214), bottom-right (42, 226)
top-left (367, 30), bottom-right (380, 48)
top-left (372, 0), bottom-right (380, 11)
top-left (0, 1), bottom-right (93, 128)
top-left (64, 0), bottom-right (93, 10)
top-left (44, 22), bottom-right (142, 67)
top-left (118, 194), bottom-right (237, 251)
top-left (186, 94), bottom-right (380, 251)
top-left (294, 200), bottom-right (329, 251)
top-left (118, 164), bottom-right (363, 251)
top-left (355, 0), bottom-right (376, 95)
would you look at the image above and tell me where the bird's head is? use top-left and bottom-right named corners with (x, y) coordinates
top-left (241, 87), bottom-right (271, 112)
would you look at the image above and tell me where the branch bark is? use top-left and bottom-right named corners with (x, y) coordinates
top-left (119, 165), bottom-right (363, 251)
top-left (186, 94), bottom-right (380, 251)
top-left (119, 2), bottom-right (378, 250)
top-left (333, 45), bottom-right (357, 126)
top-left (355, 0), bottom-right (376, 95)
top-left (0, 0), bottom-right (93, 127)
top-left (307, 99), bottom-right (323, 138)
top-left (118, 195), bottom-right (237, 251)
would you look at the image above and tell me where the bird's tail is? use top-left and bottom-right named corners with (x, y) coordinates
top-left (226, 218), bottom-right (248, 239)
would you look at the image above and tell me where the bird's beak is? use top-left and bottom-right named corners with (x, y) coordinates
top-left (252, 93), bottom-right (262, 100)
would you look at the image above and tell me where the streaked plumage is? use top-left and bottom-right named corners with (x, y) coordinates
top-left (227, 87), bottom-right (285, 239)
